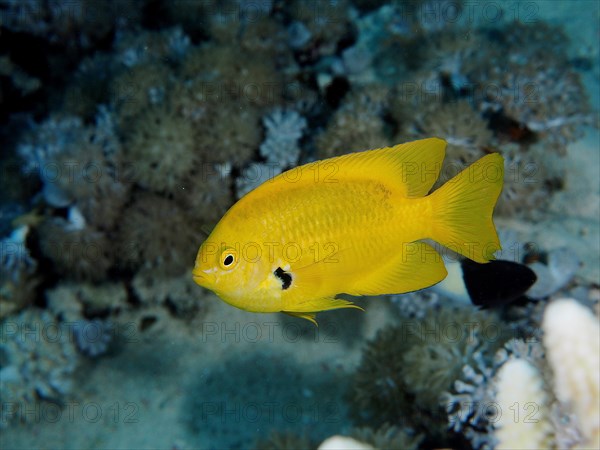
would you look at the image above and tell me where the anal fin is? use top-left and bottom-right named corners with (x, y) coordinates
top-left (283, 311), bottom-right (318, 325)
top-left (283, 297), bottom-right (364, 325)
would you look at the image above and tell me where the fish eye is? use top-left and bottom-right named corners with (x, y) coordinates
top-left (219, 250), bottom-right (238, 269)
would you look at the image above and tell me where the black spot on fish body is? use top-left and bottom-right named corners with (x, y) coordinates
top-left (274, 267), bottom-right (292, 290)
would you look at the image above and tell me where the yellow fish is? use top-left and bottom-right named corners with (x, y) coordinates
top-left (193, 138), bottom-right (503, 324)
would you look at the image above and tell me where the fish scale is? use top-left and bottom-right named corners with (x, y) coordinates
top-left (256, 181), bottom-right (402, 264)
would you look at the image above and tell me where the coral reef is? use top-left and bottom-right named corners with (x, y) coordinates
top-left (493, 143), bottom-right (558, 219)
top-left (259, 108), bottom-right (307, 167)
top-left (0, 0), bottom-right (597, 446)
top-left (116, 192), bottom-right (199, 276)
top-left (410, 100), bottom-right (492, 180)
top-left (190, 100), bottom-right (262, 168)
top-left (350, 424), bottom-right (424, 450)
top-left (494, 358), bottom-right (553, 449)
top-left (178, 42), bottom-right (282, 108)
top-left (351, 304), bottom-right (510, 444)
top-left (542, 298), bottom-right (600, 448)
top-left (37, 208), bottom-right (113, 282)
top-left (110, 62), bottom-right (173, 125)
top-left (72, 319), bottom-right (114, 358)
top-left (475, 22), bottom-right (594, 155)
top-left (286, 0), bottom-right (351, 59)
top-left (176, 162), bottom-right (234, 227)
top-left (253, 430), bottom-right (315, 450)
top-left (0, 225), bottom-right (40, 319)
top-left (0, 308), bottom-right (80, 428)
top-left (45, 281), bottom-right (128, 319)
top-left (0, 225), bottom-right (36, 282)
top-left (444, 350), bottom-right (501, 449)
top-left (318, 436), bottom-right (373, 450)
top-left (236, 107), bottom-right (307, 198)
top-left (0, 0), bottom-right (138, 48)
top-left (17, 110), bottom-right (129, 230)
top-left (316, 85), bottom-right (392, 159)
top-left (122, 104), bottom-right (197, 195)
top-left (131, 271), bottom-right (208, 319)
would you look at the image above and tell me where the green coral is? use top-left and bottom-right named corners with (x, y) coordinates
top-left (116, 192), bottom-right (199, 276)
top-left (123, 104), bottom-right (197, 194)
top-left (316, 85), bottom-right (393, 158)
top-left (37, 217), bottom-right (114, 282)
top-left (350, 423), bottom-right (424, 450)
top-left (351, 304), bottom-right (511, 444)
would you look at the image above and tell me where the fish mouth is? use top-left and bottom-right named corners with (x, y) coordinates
top-left (192, 270), bottom-right (207, 286)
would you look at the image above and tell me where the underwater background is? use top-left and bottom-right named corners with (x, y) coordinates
top-left (0, 0), bottom-right (599, 449)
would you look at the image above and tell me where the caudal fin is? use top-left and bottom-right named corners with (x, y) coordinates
top-left (429, 153), bottom-right (503, 263)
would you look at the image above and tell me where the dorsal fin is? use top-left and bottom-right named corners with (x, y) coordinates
top-left (251, 138), bottom-right (447, 199)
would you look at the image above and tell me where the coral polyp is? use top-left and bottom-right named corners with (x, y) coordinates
top-left (123, 104), bottom-right (197, 194)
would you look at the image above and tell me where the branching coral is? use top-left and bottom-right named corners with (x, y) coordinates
top-left (0, 308), bottom-right (80, 428)
top-left (233, 107), bottom-right (307, 198)
top-left (444, 336), bottom-right (551, 449)
top-left (18, 110), bottom-right (129, 230)
top-left (235, 162), bottom-right (280, 199)
top-left (0, 225), bottom-right (39, 319)
top-left (444, 351), bottom-right (500, 449)
top-left (0, 0), bottom-right (135, 49)
top-left (487, 299), bottom-right (599, 449)
top-left (389, 290), bottom-right (441, 320)
top-left (0, 225), bottom-right (36, 282)
top-left (72, 318), bottom-right (114, 358)
top-left (114, 26), bottom-right (190, 70)
top-left (260, 108), bottom-right (307, 167)
top-left (285, 0), bottom-right (351, 58)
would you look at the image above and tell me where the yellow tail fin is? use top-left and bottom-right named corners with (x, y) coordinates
top-left (429, 153), bottom-right (503, 263)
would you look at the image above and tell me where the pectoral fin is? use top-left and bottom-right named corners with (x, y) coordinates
top-left (346, 241), bottom-right (448, 295)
